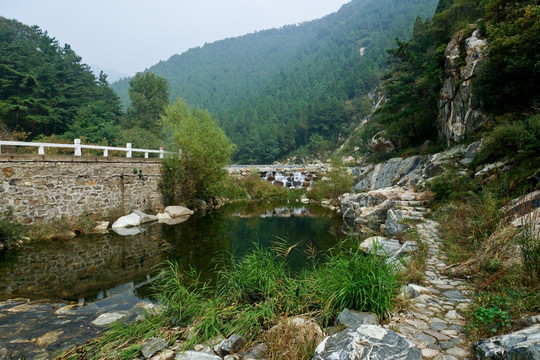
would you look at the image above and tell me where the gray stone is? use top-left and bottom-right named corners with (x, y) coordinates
top-left (473, 324), bottom-right (540, 360)
top-left (112, 226), bottom-right (141, 236)
top-left (335, 309), bottom-right (379, 328)
top-left (214, 334), bottom-right (245, 357)
top-left (91, 312), bottom-right (127, 326)
top-left (359, 236), bottom-right (401, 256)
top-left (175, 351), bottom-right (221, 360)
top-left (243, 343), bottom-right (267, 359)
top-left (112, 212), bottom-right (141, 228)
top-left (141, 338), bottom-right (167, 359)
top-left (443, 290), bottom-right (466, 300)
top-left (414, 333), bottom-right (437, 346)
top-left (313, 324), bottom-right (421, 360)
top-left (193, 199), bottom-right (207, 211)
top-left (165, 206), bottom-right (193, 218)
top-left (386, 209), bottom-right (408, 236)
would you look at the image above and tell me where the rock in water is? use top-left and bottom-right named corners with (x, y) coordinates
top-left (112, 212), bottom-right (141, 228)
top-left (164, 206), bottom-right (193, 218)
top-left (134, 210), bottom-right (159, 224)
top-left (313, 324), bottom-right (421, 360)
top-left (474, 324), bottom-right (540, 360)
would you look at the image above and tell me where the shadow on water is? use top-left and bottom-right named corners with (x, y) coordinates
top-left (0, 202), bottom-right (346, 303)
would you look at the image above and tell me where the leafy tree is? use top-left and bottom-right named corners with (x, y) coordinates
top-left (0, 17), bottom-right (123, 139)
top-left (126, 72), bottom-right (169, 132)
top-left (475, 0), bottom-right (540, 113)
top-left (161, 98), bottom-right (233, 203)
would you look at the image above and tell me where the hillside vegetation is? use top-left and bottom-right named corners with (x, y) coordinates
top-left (112, 0), bottom-right (439, 163)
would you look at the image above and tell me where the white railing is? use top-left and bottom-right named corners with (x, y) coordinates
top-left (0, 139), bottom-right (171, 159)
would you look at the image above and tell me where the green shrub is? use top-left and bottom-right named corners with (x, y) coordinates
top-left (0, 216), bottom-right (25, 249)
top-left (308, 245), bottom-right (399, 318)
top-left (475, 121), bottom-right (535, 165)
top-left (468, 293), bottom-right (513, 336)
top-left (309, 163), bottom-right (353, 201)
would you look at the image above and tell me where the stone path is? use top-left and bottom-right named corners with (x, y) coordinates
top-left (385, 219), bottom-right (474, 360)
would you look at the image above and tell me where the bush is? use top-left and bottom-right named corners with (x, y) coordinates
top-left (160, 98), bottom-right (234, 202)
top-left (0, 216), bottom-right (25, 250)
top-left (309, 162), bottom-right (353, 201)
top-left (475, 121), bottom-right (535, 164)
top-left (308, 245), bottom-right (399, 318)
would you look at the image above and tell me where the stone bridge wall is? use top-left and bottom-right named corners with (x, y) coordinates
top-left (0, 155), bottom-right (164, 224)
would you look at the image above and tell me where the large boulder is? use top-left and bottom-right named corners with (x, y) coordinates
top-left (473, 324), bottom-right (540, 359)
top-left (112, 213), bottom-right (141, 228)
top-left (134, 210), bottom-right (159, 224)
top-left (164, 206), bottom-right (193, 218)
top-left (313, 324), bottom-right (421, 360)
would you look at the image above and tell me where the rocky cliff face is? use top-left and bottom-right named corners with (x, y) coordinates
top-left (437, 29), bottom-right (489, 143)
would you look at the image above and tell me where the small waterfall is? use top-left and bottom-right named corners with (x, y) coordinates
top-left (262, 170), bottom-right (317, 189)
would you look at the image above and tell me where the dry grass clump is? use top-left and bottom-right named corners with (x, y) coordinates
top-left (263, 317), bottom-right (324, 360)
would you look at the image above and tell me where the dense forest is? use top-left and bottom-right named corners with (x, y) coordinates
top-left (112, 0), bottom-right (439, 163)
top-left (2, 0), bottom-right (538, 165)
top-left (346, 0), bottom-right (539, 157)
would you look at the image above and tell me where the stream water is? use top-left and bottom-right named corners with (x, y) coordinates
top-left (0, 202), bottom-right (345, 303)
top-left (0, 202), bottom-right (346, 358)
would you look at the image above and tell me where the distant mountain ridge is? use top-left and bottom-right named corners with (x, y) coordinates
top-left (112, 0), bottom-right (439, 163)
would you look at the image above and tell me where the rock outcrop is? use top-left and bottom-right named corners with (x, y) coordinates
top-left (313, 324), bottom-right (421, 360)
top-left (474, 324), bottom-right (540, 360)
top-left (437, 29), bottom-right (489, 143)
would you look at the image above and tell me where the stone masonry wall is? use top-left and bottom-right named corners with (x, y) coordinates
top-left (0, 155), bottom-right (164, 223)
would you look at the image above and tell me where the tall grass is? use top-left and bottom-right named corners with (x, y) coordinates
top-left (60, 241), bottom-right (400, 358)
top-left (307, 246), bottom-right (400, 319)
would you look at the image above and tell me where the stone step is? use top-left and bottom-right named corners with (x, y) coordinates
top-left (395, 200), bottom-right (427, 207)
top-left (395, 206), bottom-right (430, 213)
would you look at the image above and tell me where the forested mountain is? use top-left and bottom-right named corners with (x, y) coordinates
top-left (0, 17), bottom-right (123, 140)
top-left (112, 0), bottom-right (439, 163)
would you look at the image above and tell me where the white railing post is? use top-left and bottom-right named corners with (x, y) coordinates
top-left (74, 139), bottom-right (81, 156)
top-left (159, 147), bottom-right (164, 159)
top-left (126, 143), bottom-right (132, 158)
top-left (0, 144), bottom-right (2, 154)
top-left (144, 151), bottom-right (149, 158)
top-left (103, 148), bottom-right (108, 157)
top-left (38, 145), bottom-right (44, 155)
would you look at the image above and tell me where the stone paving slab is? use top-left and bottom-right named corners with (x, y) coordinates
top-left (385, 219), bottom-right (473, 359)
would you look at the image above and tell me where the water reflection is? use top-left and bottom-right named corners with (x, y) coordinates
top-left (0, 203), bottom-right (345, 302)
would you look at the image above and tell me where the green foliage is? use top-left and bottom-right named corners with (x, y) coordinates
top-left (358, 0), bottom-right (483, 153)
top-left (216, 244), bottom-right (292, 304)
top-left (0, 18), bottom-right (123, 139)
top-left (112, 0), bottom-right (439, 163)
top-left (125, 72), bottom-right (169, 133)
top-left (474, 113), bottom-right (540, 166)
top-left (307, 244), bottom-right (400, 317)
top-left (0, 215), bottom-right (25, 250)
top-left (309, 162), bottom-right (354, 201)
top-left (160, 98), bottom-right (233, 202)
top-left (468, 293), bottom-right (513, 336)
top-left (475, 0), bottom-right (540, 113)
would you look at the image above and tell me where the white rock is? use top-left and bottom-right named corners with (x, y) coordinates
top-left (156, 212), bottom-right (171, 222)
top-left (92, 221), bottom-right (109, 233)
top-left (165, 206), bottom-right (193, 217)
top-left (112, 227), bottom-right (141, 236)
top-left (112, 213), bottom-right (141, 228)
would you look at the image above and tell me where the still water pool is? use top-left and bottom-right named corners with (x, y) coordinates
top-left (0, 202), bottom-right (346, 303)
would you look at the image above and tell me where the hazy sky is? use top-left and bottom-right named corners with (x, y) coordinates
top-left (2, 0), bottom-right (351, 77)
